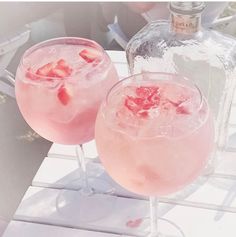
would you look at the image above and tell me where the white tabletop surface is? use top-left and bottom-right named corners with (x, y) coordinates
top-left (2, 50), bottom-right (236, 237)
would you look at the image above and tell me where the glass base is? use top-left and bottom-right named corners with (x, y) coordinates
top-left (70, 175), bottom-right (115, 195)
top-left (55, 162), bottom-right (116, 223)
top-left (64, 161), bottom-right (115, 194)
top-left (56, 189), bottom-right (115, 223)
top-left (202, 160), bottom-right (215, 176)
top-left (147, 218), bottom-right (185, 237)
top-left (78, 161), bottom-right (115, 194)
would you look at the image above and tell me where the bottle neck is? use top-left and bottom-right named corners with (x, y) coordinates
top-left (170, 12), bottom-right (201, 34)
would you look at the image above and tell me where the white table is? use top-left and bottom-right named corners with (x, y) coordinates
top-left (2, 50), bottom-right (236, 237)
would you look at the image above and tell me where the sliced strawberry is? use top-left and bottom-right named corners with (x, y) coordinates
top-left (56, 59), bottom-right (73, 76)
top-left (125, 85), bottom-right (192, 117)
top-left (137, 110), bottom-right (149, 118)
top-left (79, 49), bottom-right (101, 63)
top-left (25, 67), bottom-right (39, 80)
top-left (57, 59), bottom-right (67, 67)
top-left (57, 86), bottom-right (71, 105)
top-left (48, 68), bottom-right (68, 78)
top-left (125, 86), bottom-right (160, 118)
top-left (56, 65), bottom-right (73, 76)
top-left (142, 100), bottom-right (157, 110)
top-left (136, 86), bottom-right (159, 99)
top-left (176, 106), bottom-right (190, 115)
top-left (167, 98), bottom-right (190, 114)
top-left (167, 99), bottom-right (180, 107)
top-left (65, 66), bottom-right (73, 75)
top-left (31, 59), bottom-right (73, 80)
top-left (125, 97), bottom-right (158, 118)
top-left (36, 62), bottom-right (55, 76)
top-left (148, 93), bottom-right (160, 106)
top-left (57, 59), bottom-right (72, 73)
top-left (126, 218), bottom-right (143, 228)
top-left (125, 96), bottom-right (143, 114)
top-left (136, 86), bottom-right (160, 106)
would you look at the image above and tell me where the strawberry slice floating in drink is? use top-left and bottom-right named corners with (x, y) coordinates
top-left (56, 59), bottom-right (73, 76)
top-left (176, 105), bottom-right (190, 114)
top-left (167, 98), bottom-right (190, 115)
top-left (48, 65), bottom-right (71, 78)
top-left (27, 58), bottom-right (73, 79)
top-left (48, 68), bottom-right (67, 78)
top-left (57, 59), bottom-right (68, 67)
top-left (25, 58), bottom-right (74, 105)
top-left (124, 85), bottom-right (192, 117)
top-left (79, 48), bottom-right (102, 63)
top-left (25, 67), bottom-right (39, 80)
top-left (125, 86), bottom-right (160, 118)
top-left (36, 62), bottom-right (55, 76)
top-left (125, 97), bottom-right (144, 114)
top-left (57, 86), bottom-right (72, 106)
top-left (136, 86), bottom-right (159, 99)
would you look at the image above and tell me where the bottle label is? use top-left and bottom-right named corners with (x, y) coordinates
top-left (171, 14), bottom-right (200, 34)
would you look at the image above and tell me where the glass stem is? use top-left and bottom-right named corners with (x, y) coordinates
top-left (149, 196), bottom-right (159, 237)
top-left (75, 145), bottom-right (93, 195)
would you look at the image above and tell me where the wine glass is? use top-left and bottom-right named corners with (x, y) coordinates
top-left (95, 72), bottom-right (215, 236)
top-left (15, 37), bottom-right (119, 221)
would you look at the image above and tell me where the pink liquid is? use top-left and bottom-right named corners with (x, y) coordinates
top-left (15, 43), bottom-right (118, 144)
top-left (95, 80), bottom-right (215, 196)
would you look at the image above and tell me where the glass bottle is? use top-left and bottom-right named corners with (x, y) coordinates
top-left (126, 2), bottom-right (236, 169)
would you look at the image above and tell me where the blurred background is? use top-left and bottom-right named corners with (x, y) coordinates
top-left (0, 1), bottom-right (236, 235)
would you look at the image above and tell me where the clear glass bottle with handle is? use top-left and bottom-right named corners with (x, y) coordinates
top-left (126, 2), bottom-right (236, 170)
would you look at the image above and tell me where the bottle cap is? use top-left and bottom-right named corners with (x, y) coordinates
top-left (169, 2), bottom-right (206, 15)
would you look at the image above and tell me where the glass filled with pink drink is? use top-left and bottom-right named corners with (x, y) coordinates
top-left (95, 72), bottom-right (215, 236)
top-left (15, 37), bottom-right (119, 221)
top-left (15, 37), bottom-right (118, 145)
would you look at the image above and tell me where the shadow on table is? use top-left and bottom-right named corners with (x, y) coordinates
top-left (13, 160), bottom-right (236, 236)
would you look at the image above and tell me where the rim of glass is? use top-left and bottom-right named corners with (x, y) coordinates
top-left (20, 37), bottom-right (107, 81)
top-left (105, 72), bottom-right (203, 110)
